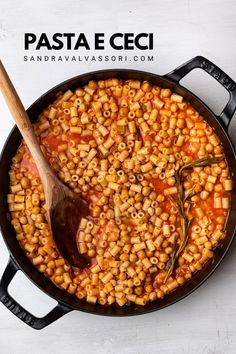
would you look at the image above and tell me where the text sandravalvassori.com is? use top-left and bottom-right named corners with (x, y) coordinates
top-left (23, 54), bottom-right (154, 63)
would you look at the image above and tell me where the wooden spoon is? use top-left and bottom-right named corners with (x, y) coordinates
top-left (0, 61), bottom-right (90, 268)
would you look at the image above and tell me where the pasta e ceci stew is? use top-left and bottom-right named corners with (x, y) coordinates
top-left (7, 78), bottom-right (232, 306)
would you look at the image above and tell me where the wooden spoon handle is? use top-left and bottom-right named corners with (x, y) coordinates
top-left (0, 60), bottom-right (54, 185)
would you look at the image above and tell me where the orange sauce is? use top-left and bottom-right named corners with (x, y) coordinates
top-left (42, 134), bottom-right (63, 151)
top-left (149, 177), bottom-right (169, 194)
top-left (182, 141), bottom-right (200, 159)
top-left (20, 146), bottom-right (39, 177)
top-left (67, 132), bottom-right (93, 144)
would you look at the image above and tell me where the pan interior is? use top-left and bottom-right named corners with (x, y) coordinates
top-left (0, 69), bottom-right (236, 316)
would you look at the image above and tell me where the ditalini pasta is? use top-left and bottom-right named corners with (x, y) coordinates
top-left (8, 79), bottom-right (232, 306)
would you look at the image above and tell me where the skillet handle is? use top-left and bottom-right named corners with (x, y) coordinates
top-left (0, 258), bottom-right (72, 330)
top-left (164, 56), bottom-right (236, 129)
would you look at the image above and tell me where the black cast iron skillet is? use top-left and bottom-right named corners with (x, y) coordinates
top-left (0, 56), bottom-right (236, 330)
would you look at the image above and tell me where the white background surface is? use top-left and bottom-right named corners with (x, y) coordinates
top-left (0, 1), bottom-right (236, 353)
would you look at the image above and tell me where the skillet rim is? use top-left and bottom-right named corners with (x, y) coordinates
top-left (0, 68), bottom-right (236, 316)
